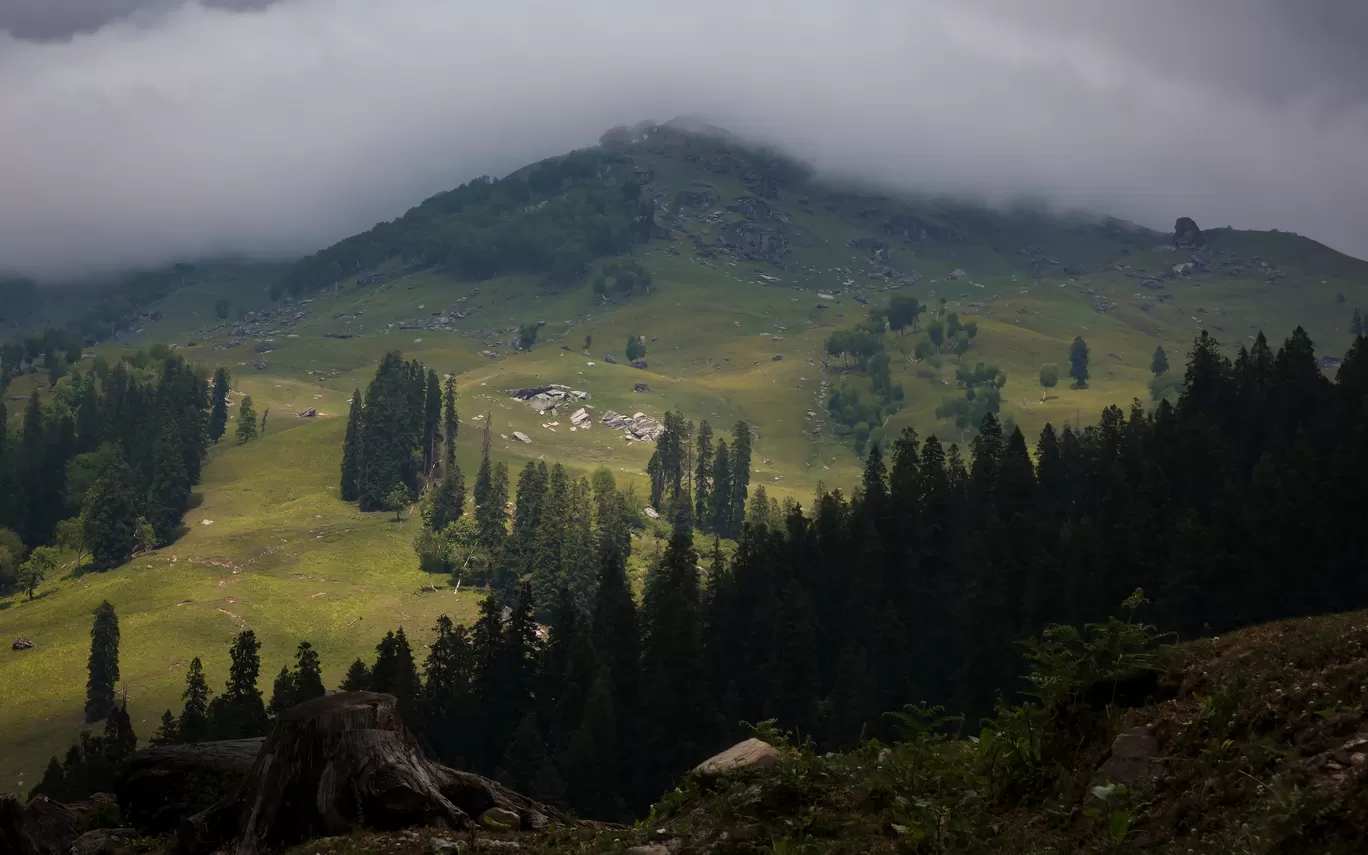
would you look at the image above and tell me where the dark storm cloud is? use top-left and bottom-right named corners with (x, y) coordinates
top-left (0, 0), bottom-right (278, 41)
top-left (1, 0), bottom-right (1366, 280)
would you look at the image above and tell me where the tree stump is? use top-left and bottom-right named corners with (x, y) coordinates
top-left (180, 691), bottom-right (564, 855)
top-left (0, 795), bottom-right (78, 855)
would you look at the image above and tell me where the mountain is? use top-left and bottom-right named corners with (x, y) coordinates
top-left (3, 120), bottom-right (1368, 797)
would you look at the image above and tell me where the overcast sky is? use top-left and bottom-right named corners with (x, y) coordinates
top-left (2, 0), bottom-right (1367, 280)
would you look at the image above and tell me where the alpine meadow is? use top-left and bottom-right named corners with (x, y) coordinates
top-left (4, 111), bottom-right (1368, 855)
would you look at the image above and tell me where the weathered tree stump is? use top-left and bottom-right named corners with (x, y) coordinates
top-left (115, 738), bottom-right (264, 833)
top-left (179, 691), bottom-right (564, 855)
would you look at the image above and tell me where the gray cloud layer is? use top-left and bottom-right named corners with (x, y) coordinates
top-left (2, 0), bottom-right (1366, 280)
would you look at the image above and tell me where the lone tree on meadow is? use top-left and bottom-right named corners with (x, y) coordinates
top-left (1151, 345), bottom-right (1170, 376)
top-left (341, 389), bottom-right (362, 501)
top-left (85, 600), bottom-right (121, 722)
top-left (1068, 336), bottom-right (1090, 389)
top-left (1038, 363), bottom-right (1060, 402)
top-left (236, 396), bottom-right (259, 443)
top-left (386, 482), bottom-right (411, 522)
top-left (626, 335), bottom-right (647, 362)
top-left (518, 322), bottom-right (540, 350)
top-left (19, 545), bottom-right (57, 600)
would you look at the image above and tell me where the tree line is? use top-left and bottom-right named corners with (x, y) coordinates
top-left (0, 352), bottom-right (231, 597)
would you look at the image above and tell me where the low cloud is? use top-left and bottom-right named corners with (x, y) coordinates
top-left (2, 0), bottom-right (1366, 280)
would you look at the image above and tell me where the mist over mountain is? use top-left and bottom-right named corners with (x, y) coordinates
top-left (2, 0), bottom-right (1367, 280)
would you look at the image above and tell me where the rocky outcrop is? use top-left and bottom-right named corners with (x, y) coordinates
top-left (849, 237), bottom-right (889, 261)
top-left (728, 194), bottom-right (776, 222)
top-left (719, 222), bottom-right (789, 264)
top-left (1174, 217), bottom-right (1203, 249)
top-left (601, 411), bottom-right (664, 442)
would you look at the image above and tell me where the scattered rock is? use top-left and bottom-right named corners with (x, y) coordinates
top-left (252, 342), bottom-right (273, 354)
top-left (771, 355), bottom-right (782, 362)
top-left (252, 360), bottom-right (268, 371)
top-left (693, 738), bottom-right (780, 780)
top-left (1091, 727), bottom-right (1159, 790)
top-left (512, 432), bottom-right (532, 444)
top-left (634, 383), bottom-right (650, 393)
top-left (200, 520), bottom-right (214, 526)
top-left (601, 411), bottom-right (664, 442)
top-left (426, 837), bottom-right (464, 855)
top-left (479, 807), bottom-right (521, 830)
top-left (297, 408), bottom-right (317, 418)
top-left (949, 268), bottom-right (968, 280)
top-left (630, 359), bottom-right (648, 369)
top-left (570, 408), bottom-right (590, 427)
top-left (12, 637), bottom-right (34, 651)
top-left (644, 507), bottom-right (660, 520)
top-left (605, 354), bottom-right (618, 364)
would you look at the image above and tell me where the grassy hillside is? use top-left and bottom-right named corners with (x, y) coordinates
top-left (4, 121), bottom-right (1368, 790)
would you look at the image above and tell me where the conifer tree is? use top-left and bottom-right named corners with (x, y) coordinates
top-left (147, 419), bottom-right (189, 546)
top-left (85, 600), bottom-right (120, 721)
top-left (340, 658), bottom-right (372, 690)
top-left (423, 370), bottom-right (442, 472)
top-left (82, 458), bottom-right (140, 570)
top-left (1068, 336), bottom-right (1090, 388)
top-left (268, 666), bottom-right (295, 716)
top-left (1351, 308), bottom-right (1363, 337)
top-left (1151, 345), bottom-right (1170, 376)
top-left (209, 368), bottom-right (230, 443)
top-left (207, 630), bottom-right (268, 739)
top-left (729, 421), bottom-right (752, 538)
top-left (763, 582), bottom-right (821, 738)
top-left (235, 396), bottom-right (258, 443)
top-left (443, 376), bottom-right (459, 471)
top-left (498, 712), bottom-right (564, 807)
top-left (709, 440), bottom-right (732, 536)
top-left (178, 656), bottom-right (212, 743)
top-left (425, 466), bottom-right (465, 532)
top-left (371, 628), bottom-right (421, 724)
top-left (340, 389), bottom-right (362, 502)
top-left (75, 377), bottom-right (103, 453)
top-left (151, 710), bottom-right (179, 746)
top-left (422, 615), bottom-right (475, 766)
top-left (693, 420), bottom-right (713, 524)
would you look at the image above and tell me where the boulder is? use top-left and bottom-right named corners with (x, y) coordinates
top-left (633, 383), bottom-right (650, 393)
top-left (949, 268), bottom-right (967, 280)
top-left (570, 409), bottom-right (590, 426)
top-left (604, 354), bottom-right (617, 364)
top-left (1090, 727), bottom-right (1159, 790)
top-left (479, 807), bottom-right (520, 830)
top-left (0, 795), bottom-right (78, 855)
top-left (12, 637), bottom-right (34, 651)
top-left (512, 432), bottom-right (532, 444)
top-left (630, 359), bottom-right (648, 369)
top-left (1174, 216), bottom-right (1204, 249)
top-left (70, 828), bottom-right (137, 855)
top-left (771, 355), bottom-right (782, 362)
top-left (643, 507), bottom-right (660, 520)
top-left (693, 739), bottom-right (779, 780)
top-left (297, 408), bottom-right (317, 418)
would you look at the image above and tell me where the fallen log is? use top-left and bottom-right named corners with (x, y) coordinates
top-left (179, 691), bottom-right (566, 855)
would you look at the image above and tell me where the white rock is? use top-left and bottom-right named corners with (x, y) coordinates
top-left (512, 431), bottom-right (531, 443)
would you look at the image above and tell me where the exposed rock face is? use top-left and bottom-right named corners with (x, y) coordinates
top-left (693, 739), bottom-right (780, 780)
top-left (728, 194), bottom-right (776, 222)
top-left (674, 189), bottom-right (718, 211)
top-left (12, 637), bottom-right (34, 651)
top-left (1174, 217), bottom-right (1203, 249)
top-left (719, 222), bottom-right (789, 264)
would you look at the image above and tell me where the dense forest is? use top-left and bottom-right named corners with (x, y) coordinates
top-left (32, 329), bottom-right (1368, 826)
top-left (0, 346), bottom-right (218, 596)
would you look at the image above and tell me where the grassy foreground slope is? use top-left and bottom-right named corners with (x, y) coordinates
top-left (297, 607), bottom-right (1368, 854)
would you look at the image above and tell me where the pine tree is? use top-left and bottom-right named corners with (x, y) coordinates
top-left (85, 600), bottom-right (120, 722)
top-left (34, 756), bottom-right (66, 801)
top-left (497, 713), bottom-right (564, 807)
top-left (693, 420), bottom-right (713, 525)
top-left (147, 419), bottom-right (189, 546)
top-left (208, 630), bottom-right (269, 739)
top-left (267, 666), bottom-right (295, 716)
top-left (75, 376), bottom-right (102, 453)
top-left (709, 440), bottom-right (732, 536)
top-left (1069, 336), bottom-right (1090, 388)
top-left (340, 658), bottom-right (372, 690)
top-left (423, 369), bottom-right (442, 474)
top-left (1351, 308), bottom-right (1363, 337)
top-left (209, 368), bottom-right (230, 443)
top-left (443, 376), bottom-right (459, 471)
top-left (178, 656), bottom-right (212, 743)
top-left (763, 582), bottom-right (820, 739)
top-left (340, 389), bottom-right (362, 502)
top-left (357, 352), bottom-right (423, 510)
top-left (729, 421), bottom-right (752, 538)
top-left (590, 516), bottom-right (642, 802)
top-left (293, 641), bottom-right (325, 702)
top-left (151, 709), bottom-right (179, 746)
top-left (235, 396), bottom-right (258, 443)
top-left (371, 628), bottom-right (421, 725)
top-left (1151, 345), bottom-right (1170, 376)
top-left (422, 615), bottom-right (475, 766)
top-left (83, 458), bottom-right (140, 570)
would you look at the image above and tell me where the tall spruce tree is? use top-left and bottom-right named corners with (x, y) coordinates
top-left (209, 368), bottom-right (230, 443)
top-left (371, 628), bottom-right (421, 725)
top-left (423, 369), bottom-right (442, 475)
top-left (82, 457), bottom-right (140, 570)
top-left (207, 630), bottom-right (269, 739)
top-left (340, 658), bottom-right (372, 690)
top-left (146, 418), bottom-right (189, 546)
top-left (709, 440), bottom-right (733, 536)
top-left (443, 375), bottom-right (459, 471)
top-left (340, 389), bottom-right (362, 502)
top-left (422, 615), bottom-right (475, 766)
top-left (84, 600), bottom-right (120, 721)
top-left (693, 420), bottom-right (713, 525)
top-left (178, 657), bottom-right (212, 743)
top-left (1069, 336), bottom-right (1090, 388)
top-left (729, 421), bottom-right (752, 538)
